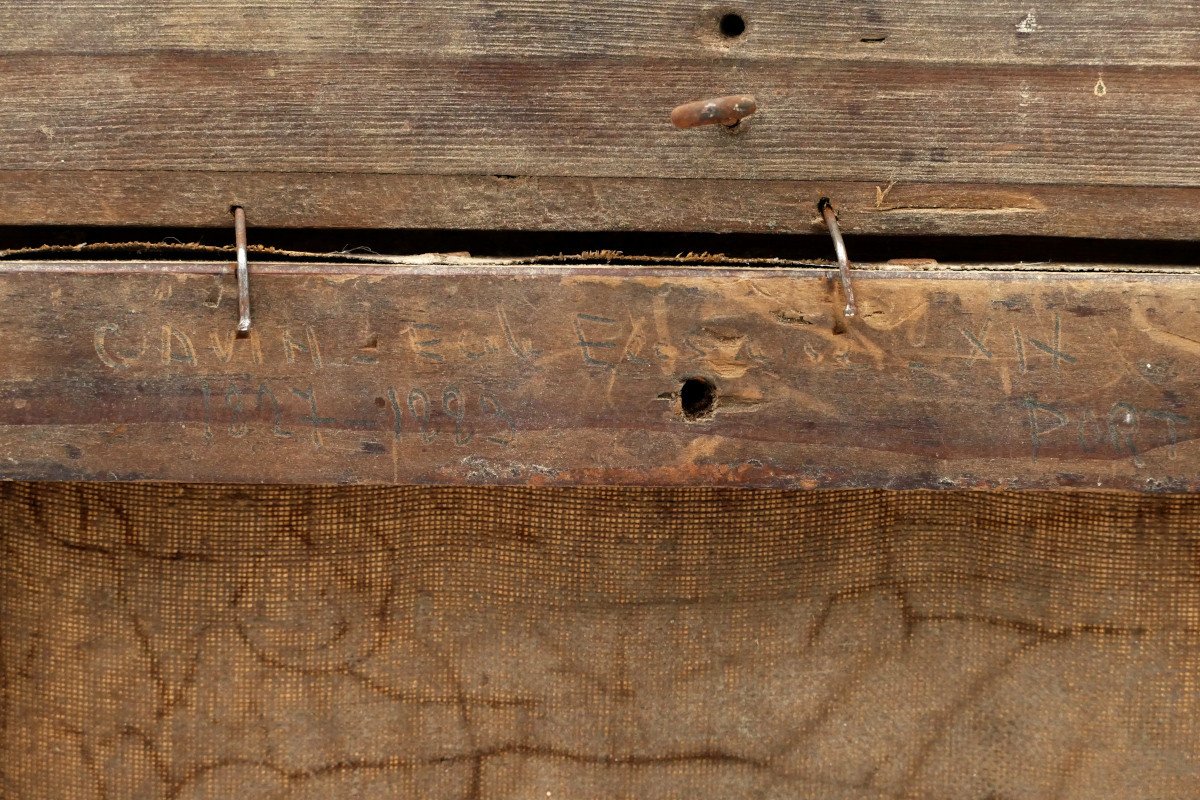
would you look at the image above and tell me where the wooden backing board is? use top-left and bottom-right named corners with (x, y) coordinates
top-left (0, 260), bottom-right (1196, 490)
top-left (1, 1), bottom-right (1199, 236)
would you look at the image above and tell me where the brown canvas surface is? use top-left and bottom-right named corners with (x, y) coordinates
top-left (1, 483), bottom-right (1197, 799)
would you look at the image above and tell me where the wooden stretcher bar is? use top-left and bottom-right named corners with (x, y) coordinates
top-left (0, 260), bottom-right (1195, 490)
top-left (1, 0), bottom-right (1198, 237)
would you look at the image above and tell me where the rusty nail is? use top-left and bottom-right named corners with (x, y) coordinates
top-left (670, 95), bottom-right (757, 129)
top-left (820, 200), bottom-right (858, 318)
top-left (232, 206), bottom-right (251, 334)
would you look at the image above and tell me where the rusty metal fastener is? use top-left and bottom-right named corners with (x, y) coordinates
top-left (820, 201), bottom-right (858, 318)
top-left (232, 206), bottom-right (251, 333)
top-left (670, 95), bottom-right (757, 129)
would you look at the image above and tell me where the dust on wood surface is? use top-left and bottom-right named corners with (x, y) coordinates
top-left (0, 260), bottom-right (1195, 490)
top-left (0, 1), bottom-right (1197, 235)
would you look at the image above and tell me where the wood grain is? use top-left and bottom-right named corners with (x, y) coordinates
top-left (2, 0), bottom-right (1198, 66)
top-left (4, 57), bottom-right (1196, 184)
top-left (0, 260), bottom-right (1195, 489)
top-left (5, 171), bottom-right (1199, 239)
top-left (0, 1), bottom-right (1197, 234)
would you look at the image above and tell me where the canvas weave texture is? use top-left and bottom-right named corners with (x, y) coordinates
top-left (1, 483), bottom-right (1197, 799)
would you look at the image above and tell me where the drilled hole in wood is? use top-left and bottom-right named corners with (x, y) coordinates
top-left (719, 12), bottom-right (746, 37)
top-left (680, 378), bottom-right (717, 419)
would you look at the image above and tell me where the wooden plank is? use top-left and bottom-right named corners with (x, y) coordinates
top-left (4, 57), bottom-right (1196, 184)
top-left (0, 260), bottom-right (1195, 490)
top-left (2, 171), bottom-right (1198, 239)
top-left (1, 2), bottom-right (1198, 234)
top-left (3, 0), bottom-right (1198, 66)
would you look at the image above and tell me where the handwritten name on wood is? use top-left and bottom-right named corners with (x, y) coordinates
top-left (0, 264), bottom-right (1195, 489)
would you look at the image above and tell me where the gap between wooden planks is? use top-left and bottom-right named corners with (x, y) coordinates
top-left (0, 260), bottom-right (1195, 490)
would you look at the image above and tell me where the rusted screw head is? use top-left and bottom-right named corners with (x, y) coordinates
top-left (670, 95), bottom-right (757, 129)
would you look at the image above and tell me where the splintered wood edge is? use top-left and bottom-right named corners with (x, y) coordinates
top-left (0, 261), bottom-right (1195, 490)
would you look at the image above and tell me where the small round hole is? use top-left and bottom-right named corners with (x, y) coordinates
top-left (680, 378), bottom-right (717, 419)
top-left (719, 12), bottom-right (746, 38)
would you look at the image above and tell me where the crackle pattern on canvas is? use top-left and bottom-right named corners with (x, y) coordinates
top-left (1, 484), bottom-right (1198, 799)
